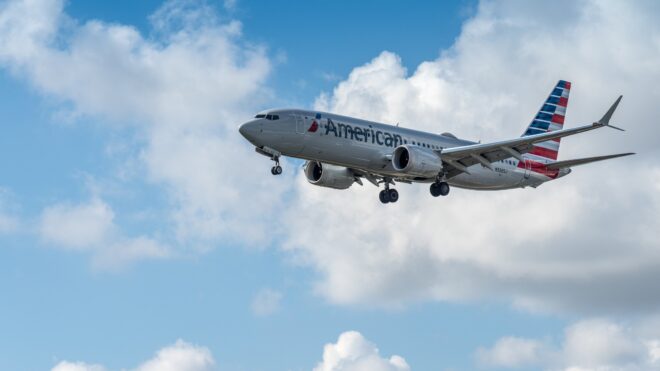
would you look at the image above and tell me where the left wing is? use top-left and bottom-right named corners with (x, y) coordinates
top-left (437, 96), bottom-right (624, 176)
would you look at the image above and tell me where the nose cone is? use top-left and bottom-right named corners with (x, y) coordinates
top-left (239, 121), bottom-right (260, 144)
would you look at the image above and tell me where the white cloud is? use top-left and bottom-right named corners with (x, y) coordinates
top-left (51, 361), bottom-right (105, 371)
top-left (251, 288), bottom-right (283, 316)
top-left (52, 339), bottom-right (214, 371)
top-left (477, 318), bottom-right (660, 371)
top-left (476, 336), bottom-right (549, 369)
top-left (314, 331), bottom-right (410, 371)
top-left (39, 197), bottom-right (169, 268)
top-left (281, 0), bottom-right (660, 314)
top-left (134, 339), bottom-right (215, 371)
top-left (40, 198), bottom-right (114, 250)
top-left (0, 0), bottom-right (285, 252)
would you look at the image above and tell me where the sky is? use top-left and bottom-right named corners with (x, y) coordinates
top-left (1, 0), bottom-right (660, 370)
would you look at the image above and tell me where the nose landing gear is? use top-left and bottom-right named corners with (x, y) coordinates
top-left (270, 156), bottom-right (282, 175)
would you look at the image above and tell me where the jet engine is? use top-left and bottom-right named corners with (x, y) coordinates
top-left (392, 145), bottom-right (443, 177)
top-left (304, 161), bottom-right (355, 190)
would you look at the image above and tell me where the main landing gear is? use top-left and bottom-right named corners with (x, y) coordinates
top-left (429, 181), bottom-right (450, 197)
top-left (270, 156), bottom-right (282, 175)
top-left (379, 180), bottom-right (399, 204)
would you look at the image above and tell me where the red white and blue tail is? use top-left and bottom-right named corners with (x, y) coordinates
top-left (521, 80), bottom-right (571, 163)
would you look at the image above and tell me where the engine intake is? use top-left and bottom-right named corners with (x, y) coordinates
top-left (304, 161), bottom-right (355, 190)
top-left (392, 145), bottom-right (443, 177)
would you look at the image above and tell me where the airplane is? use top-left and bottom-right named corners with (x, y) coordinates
top-left (238, 81), bottom-right (634, 204)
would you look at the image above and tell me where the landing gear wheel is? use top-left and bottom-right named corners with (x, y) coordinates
top-left (388, 189), bottom-right (399, 203)
top-left (271, 165), bottom-right (282, 175)
top-left (430, 183), bottom-right (441, 197)
top-left (379, 190), bottom-right (390, 204)
top-left (438, 181), bottom-right (450, 196)
top-left (430, 182), bottom-right (450, 197)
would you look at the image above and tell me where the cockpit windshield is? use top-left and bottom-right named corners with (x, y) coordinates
top-left (254, 113), bottom-right (280, 120)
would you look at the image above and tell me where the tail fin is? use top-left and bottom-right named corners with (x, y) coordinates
top-left (521, 80), bottom-right (571, 163)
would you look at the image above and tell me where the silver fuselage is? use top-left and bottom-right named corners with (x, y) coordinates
top-left (239, 109), bottom-right (558, 190)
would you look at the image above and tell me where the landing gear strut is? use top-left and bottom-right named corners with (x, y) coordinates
top-left (430, 181), bottom-right (450, 197)
top-left (270, 156), bottom-right (282, 175)
top-left (379, 180), bottom-right (399, 204)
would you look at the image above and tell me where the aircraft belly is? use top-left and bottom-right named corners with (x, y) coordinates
top-left (450, 165), bottom-right (525, 190)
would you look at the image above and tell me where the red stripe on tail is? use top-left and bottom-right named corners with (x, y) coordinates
top-left (529, 146), bottom-right (559, 160)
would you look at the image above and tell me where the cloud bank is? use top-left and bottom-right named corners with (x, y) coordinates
top-left (477, 318), bottom-right (660, 370)
top-left (284, 0), bottom-right (660, 315)
top-left (51, 339), bottom-right (215, 371)
top-left (1, 0), bottom-right (659, 316)
top-left (0, 0), bottom-right (289, 253)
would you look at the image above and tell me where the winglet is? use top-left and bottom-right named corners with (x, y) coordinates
top-left (596, 95), bottom-right (625, 131)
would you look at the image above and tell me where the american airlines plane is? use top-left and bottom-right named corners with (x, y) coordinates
top-left (239, 81), bottom-right (633, 204)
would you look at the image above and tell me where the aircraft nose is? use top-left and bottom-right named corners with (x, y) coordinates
top-left (239, 121), bottom-right (260, 143)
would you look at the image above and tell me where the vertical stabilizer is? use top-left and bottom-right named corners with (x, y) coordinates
top-left (521, 80), bottom-right (571, 163)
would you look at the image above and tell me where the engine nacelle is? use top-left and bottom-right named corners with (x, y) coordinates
top-left (392, 145), bottom-right (443, 177)
top-left (304, 161), bottom-right (355, 190)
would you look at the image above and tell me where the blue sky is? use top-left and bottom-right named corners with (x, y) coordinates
top-left (1, 1), bottom-right (660, 370)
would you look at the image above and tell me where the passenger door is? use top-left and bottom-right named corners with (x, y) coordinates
top-left (295, 115), bottom-right (306, 134)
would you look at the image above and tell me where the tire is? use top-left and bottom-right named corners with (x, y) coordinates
top-left (430, 183), bottom-right (441, 197)
top-left (270, 166), bottom-right (276, 175)
top-left (388, 189), bottom-right (399, 203)
top-left (275, 165), bottom-right (283, 175)
top-left (379, 190), bottom-right (390, 204)
top-left (439, 182), bottom-right (450, 196)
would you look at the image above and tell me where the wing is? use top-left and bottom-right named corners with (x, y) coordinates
top-left (437, 96), bottom-right (624, 177)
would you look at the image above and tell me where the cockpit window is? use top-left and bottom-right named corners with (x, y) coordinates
top-left (256, 113), bottom-right (280, 120)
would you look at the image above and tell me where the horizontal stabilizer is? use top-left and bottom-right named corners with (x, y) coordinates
top-left (545, 152), bottom-right (635, 170)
